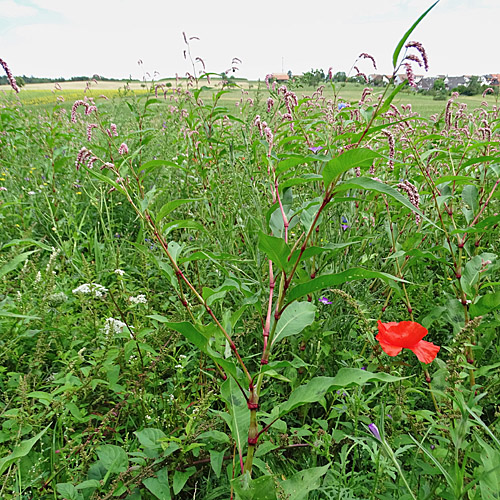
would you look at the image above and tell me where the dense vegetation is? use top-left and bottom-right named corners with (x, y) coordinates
top-left (1, 7), bottom-right (500, 499)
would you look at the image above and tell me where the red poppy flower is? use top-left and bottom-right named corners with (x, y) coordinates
top-left (376, 320), bottom-right (440, 364)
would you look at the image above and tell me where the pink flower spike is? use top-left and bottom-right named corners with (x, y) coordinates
top-left (0, 58), bottom-right (20, 93)
top-left (118, 143), bottom-right (129, 155)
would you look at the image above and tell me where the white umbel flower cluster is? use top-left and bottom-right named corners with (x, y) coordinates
top-left (129, 294), bottom-right (147, 305)
top-left (103, 317), bottom-right (131, 337)
top-left (72, 283), bottom-right (108, 298)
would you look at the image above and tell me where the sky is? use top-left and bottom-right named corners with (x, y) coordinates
top-left (0, 0), bottom-right (498, 81)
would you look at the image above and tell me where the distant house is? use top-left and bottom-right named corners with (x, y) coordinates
top-left (369, 74), bottom-right (390, 85)
top-left (394, 74), bottom-right (408, 85)
top-left (417, 77), bottom-right (437, 91)
top-left (270, 73), bottom-right (289, 82)
top-left (444, 75), bottom-right (469, 90)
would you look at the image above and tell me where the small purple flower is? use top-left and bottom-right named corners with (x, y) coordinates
top-left (361, 366), bottom-right (366, 370)
top-left (341, 216), bottom-right (350, 231)
top-left (308, 146), bottom-right (323, 154)
top-left (368, 423), bottom-right (381, 440)
top-left (338, 102), bottom-right (348, 111)
top-left (319, 296), bottom-right (332, 305)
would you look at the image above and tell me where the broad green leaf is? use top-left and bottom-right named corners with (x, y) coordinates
top-left (281, 464), bottom-right (330, 498)
top-left (272, 301), bottom-right (316, 346)
top-left (76, 479), bottom-right (101, 490)
top-left (56, 483), bottom-right (81, 500)
top-left (462, 184), bottom-right (478, 213)
top-left (0, 424), bottom-right (51, 475)
top-left (460, 256), bottom-right (482, 298)
top-left (281, 174), bottom-right (323, 190)
top-left (278, 369), bottom-right (405, 417)
top-left (258, 231), bottom-right (291, 271)
top-left (392, 1), bottom-right (439, 68)
top-left (96, 444), bottom-right (128, 473)
top-left (0, 250), bottom-right (36, 280)
top-left (476, 435), bottom-right (500, 500)
top-left (155, 198), bottom-right (200, 224)
top-left (232, 472), bottom-right (277, 500)
top-left (322, 148), bottom-right (379, 188)
top-left (276, 154), bottom-right (313, 174)
top-left (134, 428), bottom-right (167, 449)
top-left (221, 377), bottom-right (249, 473)
top-left (470, 291), bottom-right (500, 317)
top-left (288, 268), bottom-right (406, 302)
top-left (173, 467), bottom-right (196, 495)
top-left (197, 430), bottom-right (230, 444)
top-left (377, 82), bottom-right (407, 114)
top-left (0, 311), bottom-right (41, 320)
top-left (209, 448), bottom-right (226, 478)
top-left (143, 467), bottom-right (171, 500)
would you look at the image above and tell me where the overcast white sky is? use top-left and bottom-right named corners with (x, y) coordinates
top-left (0, 0), bottom-right (498, 81)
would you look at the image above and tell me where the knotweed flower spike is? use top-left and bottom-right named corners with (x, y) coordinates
top-left (0, 58), bottom-right (20, 93)
top-left (359, 53), bottom-right (377, 70)
top-left (405, 41), bottom-right (428, 71)
top-left (376, 320), bottom-right (440, 364)
top-left (118, 143), bottom-right (129, 155)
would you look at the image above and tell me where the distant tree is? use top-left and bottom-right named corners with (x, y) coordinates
top-left (299, 69), bottom-right (326, 87)
top-left (15, 76), bottom-right (25, 87)
top-left (433, 78), bottom-right (446, 92)
top-left (287, 70), bottom-right (292, 79)
top-left (333, 71), bottom-right (347, 82)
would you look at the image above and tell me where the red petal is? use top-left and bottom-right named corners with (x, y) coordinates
top-left (409, 340), bottom-right (440, 364)
top-left (377, 320), bottom-right (428, 348)
top-left (377, 338), bottom-right (403, 357)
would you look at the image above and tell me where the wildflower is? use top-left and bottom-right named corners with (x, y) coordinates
top-left (341, 216), bottom-right (350, 230)
top-left (359, 52), bottom-right (377, 70)
top-left (338, 102), bottom-right (348, 111)
top-left (319, 296), bottom-right (332, 305)
top-left (403, 63), bottom-right (416, 88)
top-left (129, 294), bottom-right (147, 305)
top-left (86, 123), bottom-right (98, 141)
top-left (114, 269), bottom-right (125, 276)
top-left (308, 146), bottom-right (323, 154)
top-left (103, 317), bottom-right (130, 336)
top-left (0, 58), bottom-right (20, 93)
top-left (118, 143), bottom-right (128, 155)
top-left (405, 41), bottom-right (428, 71)
top-left (376, 320), bottom-right (440, 364)
top-left (267, 97), bottom-right (274, 112)
top-left (72, 283), bottom-right (108, 298)
top-left (0, 186), bottom-right (7, 191)
top-left (368, 423), bottom-right (381, 440)
top-left (71, 100), bottom-right (90, 122)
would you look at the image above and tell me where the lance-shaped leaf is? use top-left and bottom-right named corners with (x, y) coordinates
top-left (322, 148), bottom-right (379, 188)
top-left (220, 377), bottom-right (250, 474)
top-left (334, 176), bottom-right (439, 228)
top-left (277, 369), bottom-right (405, 417)
top-left (271, 301), bottom-right (316, 346)
top-left (287, 268), bottom-right (406, 302)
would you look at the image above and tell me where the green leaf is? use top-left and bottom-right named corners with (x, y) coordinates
top-left (288, 268), bottom-right (406, 302)
top-left (334, 176), bottom-right (437, 228)
top-left (209, 448), bottom-right (226, 478)
top-left (56, 483), bottom-right (81, 500)
top-left (155, 199), bottom-right (200, 224)
top-left (258, 232), bottom-right (291, 271)
top-left (460, 256), bottom-right (482, 298)
top-left (143, 467), bottom-right (171, 500)
top-left (278, 369), bottom-right (405, 417)
top-left (164, 219), bottom-right (205, 234)
top-left (96, 444), bottom-right (128, 473)
top-left (392, 1), bottom-right (439, 68)
top-left (470, 291), bottom-right (500, 317)
top-left (322, 148), bottom-right (379, 188)
top-left (173, 468), bottom-right (196, 495)
top-left (377, 82), bottom-right (407, 115)
top-left (221, 377), bottom-right (250, 473)
top-left (197, 430), bottom-right (231, 444)
top-left (0, 250), bottom-right (36, 280)
top-left (281, 464), bottom-right (330, 498)
top-left (476, 435), bottom-right (500, 500)
top-left (272, 301), bottom-right (316, 346)
top-left (276, 154), bottom-right (313, 175)
top-left (75, 479), bottom-right (101, 490)
top-left (232, 472), bottom-right (277, 500)
top-left (0, 238), bottom-right (52, 251)
top-left (134, 428), bottom-right (167, 449)
top-left (0, 424), bottom-right (50, 475)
